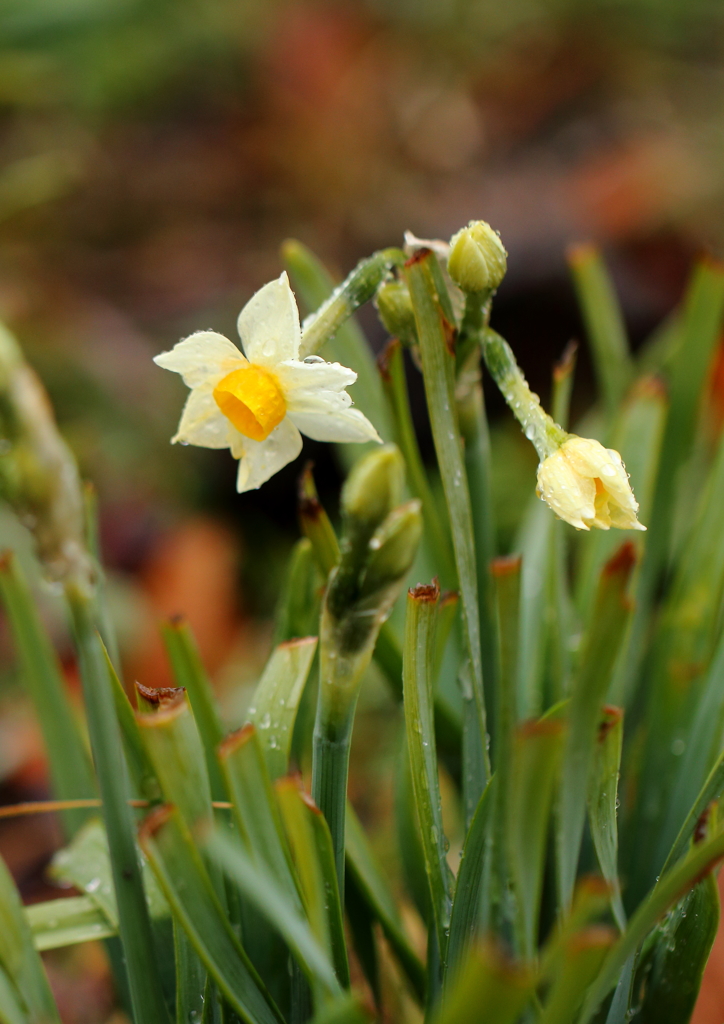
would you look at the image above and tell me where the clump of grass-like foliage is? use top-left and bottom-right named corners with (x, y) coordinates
top-left (1, 225), bottom-right (724, 1024)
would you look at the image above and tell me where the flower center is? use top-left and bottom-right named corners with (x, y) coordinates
top-left (213, 365), bottom-right (286, 441)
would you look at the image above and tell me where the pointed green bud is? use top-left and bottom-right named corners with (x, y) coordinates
top-left (341, 444), bottom-right (404, 532)
top-left (361, 500), bottom-right (422, 598)
top-left (448, 220), bottom-right (507, 293)
top-left (375, 280), bottom-right (416, 344)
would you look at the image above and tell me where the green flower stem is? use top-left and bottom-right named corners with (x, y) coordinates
top-left (311, 702), bottom-right (356, 895)
top-left (405, 251), bottom-right (490, 801)
top-left (481, 328), bottom-right (567, 459)
top-left (379, 338), bottom-right (456, 587)
top-left (299, 248), bottom-right (405, 358)
top-left (67, 584), bottom-right (171, 1024)
top-left (458, 373), bottom-right (499, 759)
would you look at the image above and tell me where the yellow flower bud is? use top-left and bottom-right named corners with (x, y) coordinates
top-left (536, 436), bottom-right (646, 532)
top-left (448, 220), bottom-right (507, 292)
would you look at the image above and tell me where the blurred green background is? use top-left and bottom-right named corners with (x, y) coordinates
top-left (2, 2), bottom-right (724, 1018)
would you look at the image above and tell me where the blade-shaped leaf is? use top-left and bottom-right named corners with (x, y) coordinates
top-left (557, 544), bottom-right (634, 912)
top-left (539, 927), bottom-right (615, 1024)
top-left (403, 582), bottom-right (452, 971)
top-left (276, 778), bottom-right (350, 989)
top-left (140, 805), bottom-right (282, 1024)
top-left (588, 707), bottom-right (626, 930)
top-left (508, 720), bottom-right (564, 958)
top-left (567, 244), bottom-right (633, 414)
top-left (207, 829), bottom-right (341, 1000)
top-left (0, 854), bottom-right (61, 1023)
top-left (345, 803), bottom-right (426, 1003)
top-left (446, 779), bottom-right (495, 974)
top-left (27, 895), bottom-right (115, 951)
top-left (218, 724), bottom-right (298, 900)
top-left (51, 817), bottom-right (169, 924)
top-left (432, 942), bottom-right (535, 1024)
top-left (162, 617), bottom-right (227, 801)
top-left (406, 251), bottom-right (489, 806)
top-left (247, 638), bottom-right (318, 781)
top-left (0, 551), bottom-right (95, 836)
top-left (579, 824), bottom-right (724, 1023)
top-left (67, 586), bottom-right (171, 1024)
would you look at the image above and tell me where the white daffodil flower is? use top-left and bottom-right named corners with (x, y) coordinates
top-left (154, 273), bottom-right (381, 491)
top-left (536, 436), bottom-right (646, 532)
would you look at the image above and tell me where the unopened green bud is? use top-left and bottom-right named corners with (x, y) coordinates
top-left (341, 444), bottom-right (404, 532)
top-left (448, 220), bottom-right (507, 293)
top-left (361, 500), bottom-right (422, 598)
top-left (375, 280), bottom-right (416, 344)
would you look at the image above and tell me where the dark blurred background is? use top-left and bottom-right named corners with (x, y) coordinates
top-left (2, 1), bottom-right (724, 1019)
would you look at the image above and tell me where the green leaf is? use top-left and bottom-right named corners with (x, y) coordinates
top-left (0, 854), bottom-right (61, 1023)
top-left (557, 544), bottom-right (634, 913)
top-left (403, 582), bottom-right (452, 972)
top-left (51, 817), bottom-right (169, 924)
top-left (173, 921), bottom-right (206, 1024)
top-left (395, 742), bottom-right (430, 925)
top-left (273, 537), bottom-right (322, 646)
top-left (27, 895), bottom-right (115, 951)
top-left (588, 707), bottom-right (626, 930)
top-left (579, 824), bottom-right (724, 1023)
top-left (309, 993), bottom-right (370, 1024)
top-left (539, 927), bottom-right (616, 1024)
top-left (0, 964), bottom-right (27, 1024)
top-left (635, 874), bottom-right (719, 1024)
top-left (379, 337), bottom-right (455, 587)
top-left (432, 942), bottom-right (536, 1024)
top-left (247, 637), bottom-right (318, 781)
top-left (276, 778), bottom-right (350, 990)
top-left (345, 803), bottom-right (426, 1003)
top-left (67, 586), bottom-right (172, 1024)
top-left (217, 725), bottom-right (298, 900)
top-left (297, 464), bottom-right (340, 579)
top-left (140, 805), bottom-right (282, 1024)
top-left (161, 617), bottom-right (227, 802)
top-left (659, 741), bottom-right (724, 876)
top-left (101, 642), bottom-right (159, 802)
top-left (137, 692), bottom-right (215, 831)
top-left (207, 829), bottom-right (341, 1001)
top-left (568, 244), bottom-right (633, 413)
top-left (516, 499), bottom-right (556, 720)
top-left (459, 375), bottom-right (499, 749)
top-left (0, 551), bottom-right (95, 836)
top-left (406, 251), bottom-right (489, 805)
top-left (508, 719), bottom-right (564, 959)
top-left (446, 779), bottom-right (495, 974)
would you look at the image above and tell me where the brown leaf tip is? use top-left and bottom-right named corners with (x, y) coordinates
top-left (218, 722), bottom-right (255, 759)
top-left (404, 247), bottom-right (433, 268)
top-left (490, 554), bottom-right (522, 577)
top-left (409, 578), bottom-right (440, 603)
top-left (603, 541), bottom-right (637, 579)
top-left (597, 705), bottom-right (623, 742)
top-left (135, 681), bottom-right (185, 706)
top-left (138, 803), bottom-right (174, 843)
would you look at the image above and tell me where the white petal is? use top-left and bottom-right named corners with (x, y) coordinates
top-left (286, 388), bottom-right (353, 416)
top-left (289, 403), bottom-right (382, 444)
top-left (276, 358), bottom-right (357, 394)
top-left (233, 416), bottom-right (303, 492)
top-left (237, 272), bottom-right (301, 366)
top-left (154, 332), bottom-right (244, 387)
top-left (172, 386), bottom-right (232, 449)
